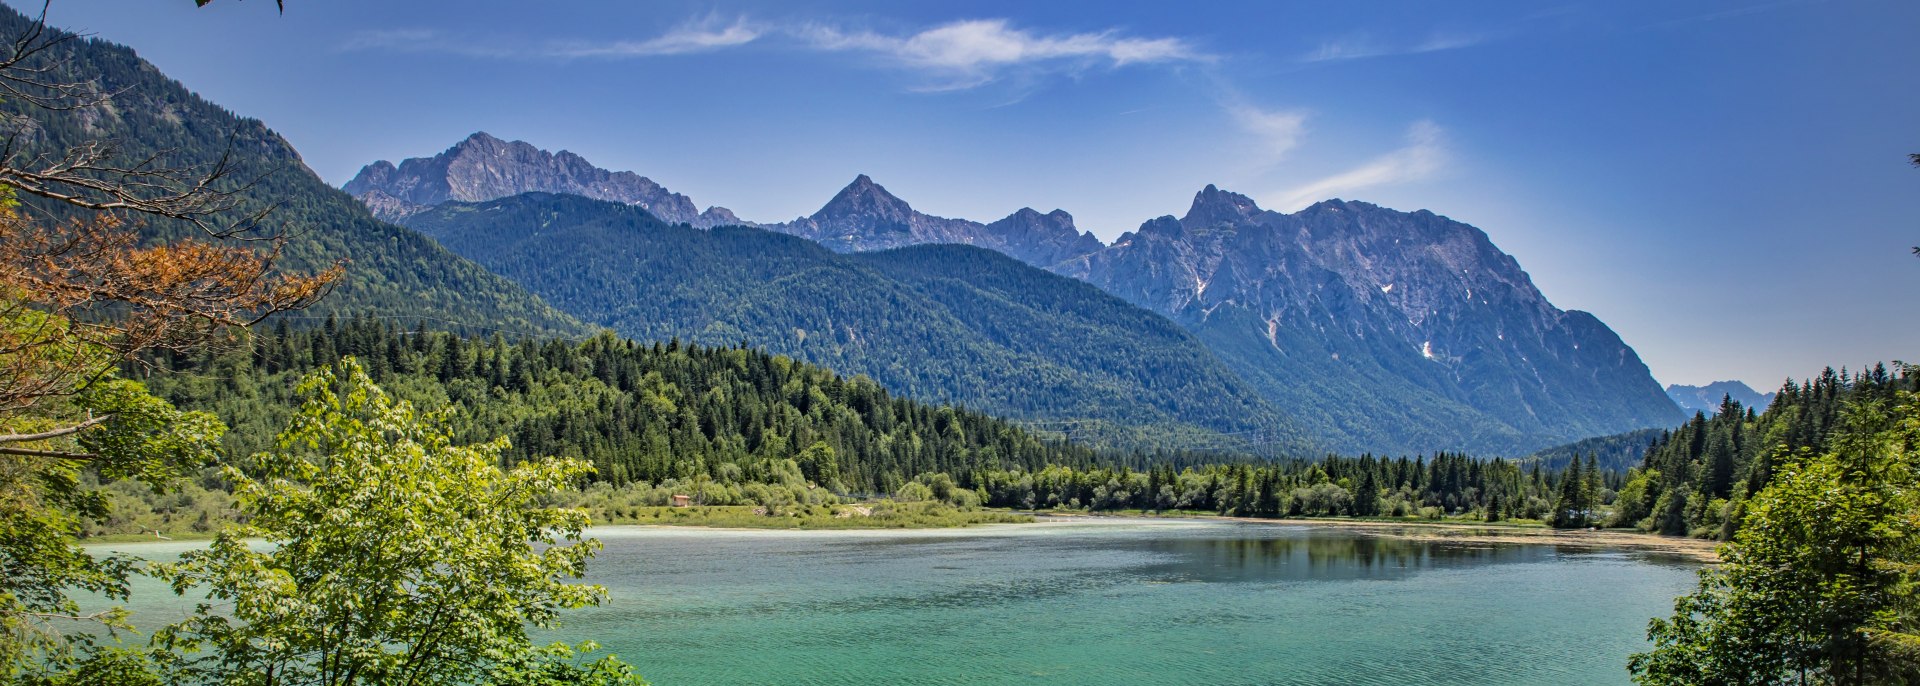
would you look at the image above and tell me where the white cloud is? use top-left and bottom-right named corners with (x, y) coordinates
top-left (796, 19), bottom-right (1209, 89)
top-left (1227, 104), bottom-right (1308, 162)
top-left (339, 29), bottom-right (439, 52)
top-left (338, 16), bottom-right (761, 60)
top-left (1299, 31), bottom-right (1490, 64)
top-left (337, 15), bottom-right (1201, 92)
top-left (1269, 120), bottom-right (1447, 211)
top-left (548, 16), bottom-right (762, 58)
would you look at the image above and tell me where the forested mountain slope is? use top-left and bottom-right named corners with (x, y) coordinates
top-left (1527, 428), bottom-right (1667, 472)
top-left (0, 7), bottom-right (585, 337)
top-left (142, 317), bottom-right (1106, 494)
top-left (401, 192), bottom-right (1311, 453)
top-left (1613, 363), bottom-right (1914, 539)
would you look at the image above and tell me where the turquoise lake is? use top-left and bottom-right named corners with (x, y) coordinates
top-left (94, 518), bottom-right (1702, 685)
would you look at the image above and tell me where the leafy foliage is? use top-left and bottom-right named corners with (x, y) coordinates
top-left (154, 359), bottom-right (640, 685)
top-left (971, 453), bottom-right (1577, 522)
top-left (0, 378), bottom-right (225, 680)
top-left (141, 316), bottom-right (1107, 495)
top-left (1629, 385), bottom-right (1920, 684)
top-left (1613, 364), bottom-right (1915, 539)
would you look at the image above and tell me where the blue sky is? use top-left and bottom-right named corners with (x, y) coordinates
top-left (32, 0), bottom-right (1920, 390)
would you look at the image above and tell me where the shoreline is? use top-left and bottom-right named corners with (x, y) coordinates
top-left (83, 510), bottom-right (1723, 562)
top-left (1036, 510), bottom-right (1723, 562)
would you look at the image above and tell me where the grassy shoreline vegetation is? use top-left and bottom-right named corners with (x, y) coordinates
top-left (585, 503), bottom-right (1032, 529)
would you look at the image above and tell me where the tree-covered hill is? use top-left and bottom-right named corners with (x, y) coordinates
top-left (401, 192), bottom-right (1314, 453)
top-left (137, 317), bottom-right (1590, 526)
top-left (1610, 363), bottom-right (1914, 538)
top-left (1526, 428), bottom-right (1667, 472)
top-left (0, 6), bottom-right (586, 337)
top-left (141, 317), bottom-right (1106, 494)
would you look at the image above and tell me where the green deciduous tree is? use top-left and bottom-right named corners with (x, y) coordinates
top-left (1630, 388), bottom-right (1920, 684)
top-left (154, 358), bottom-right (642, 685)
top-left (0, 375), bottom-right (224, 679)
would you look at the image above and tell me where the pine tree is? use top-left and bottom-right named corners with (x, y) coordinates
top-left (1353, 470), bottom-right (1381, 517)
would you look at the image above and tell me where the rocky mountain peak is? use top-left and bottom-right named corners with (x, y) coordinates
top-left (815, 175), bottom-right (914, 224)
top-left (997, 207), bottom-right (1075, 232)
top-left (1667, 381), bottom-right (1777, 415)
top-left (1066, 191), bottom-right (1682, 453)
top-left (343, 132), bottom-right (744, 228)
top-left (1183, 184), bottom-right (1263, 228)
top-left (343, 160), bottom-right (398, 195)
top-left (452, 130), bottom-right (506, 151)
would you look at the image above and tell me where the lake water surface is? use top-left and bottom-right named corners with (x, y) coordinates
top-left (97, 518), bottom-right (1701, 685)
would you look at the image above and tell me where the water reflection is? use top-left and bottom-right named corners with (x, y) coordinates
top-left (1128, 525), bottom-right (1559, 584)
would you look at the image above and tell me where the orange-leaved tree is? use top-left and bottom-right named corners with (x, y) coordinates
top-left (0, 2), bottom-right (337, 677)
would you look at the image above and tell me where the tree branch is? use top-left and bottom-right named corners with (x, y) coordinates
top-left (0, 445), bottom-right (96, 460)
top-left (0, 412), bottom-right (112, 443)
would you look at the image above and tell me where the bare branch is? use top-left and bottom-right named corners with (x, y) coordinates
top-left (0, 9), bottom-right (286, 240)
top-left (0, 445), bottom-right (96, 460)
top-left (0, 412), bottom-right (112, 443)
top-left (0, 2), bottom-right (115, 111)
top-left (0, 132), bottom-right (288, 240)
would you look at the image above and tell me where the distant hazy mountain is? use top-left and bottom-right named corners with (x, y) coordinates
top-left (765, 175), bottom-right (1105, 269)
top-left (400, 192), bottom-right (1314, 453)
top-left (345, 136), bottom-right (1106, 270)
top-left (1060, 186), bottom-right (1684, 454)
top-left (344, 132), bottom-right (743, 227)
top-left (1666, 381), bottom-right (1776, 415)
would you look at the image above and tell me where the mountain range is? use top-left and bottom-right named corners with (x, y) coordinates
top-left (345, 132), bottom-right (745, 228)
top-left (348, 136), bottom-right (1107, 269)
top-left (400, 193), bottom-right (1310, 453)
top-left (351, 135), bottom-right (1684, 454)
top-left (1064, 186), bottom-right (1681, 453)
top-left (15, 0), bottom-right (1683, 458)
top-left (1666, 381), bottom-right (1777, 415)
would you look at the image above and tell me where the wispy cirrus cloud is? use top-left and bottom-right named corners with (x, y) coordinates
top-left (547, 15), bottom-right (762, 58)
top-left (1226, 103), bottom-right (1309, 162)
top-left (794, 19), bottom-right (1210, 91)
top-left (338, 14), bottom-right (763, 60)
top-left (338, 14), bottom-right (1205, 93)
top-left (1269, 120), bottom-right (1447, 211)
top-left (1300, 30), bottom-right (1492, 64)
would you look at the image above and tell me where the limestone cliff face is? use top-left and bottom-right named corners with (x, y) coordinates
top-left (344, 132), bottom-right (738, 227)
top-left (1058, 186), bottom-right (1682, 452)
